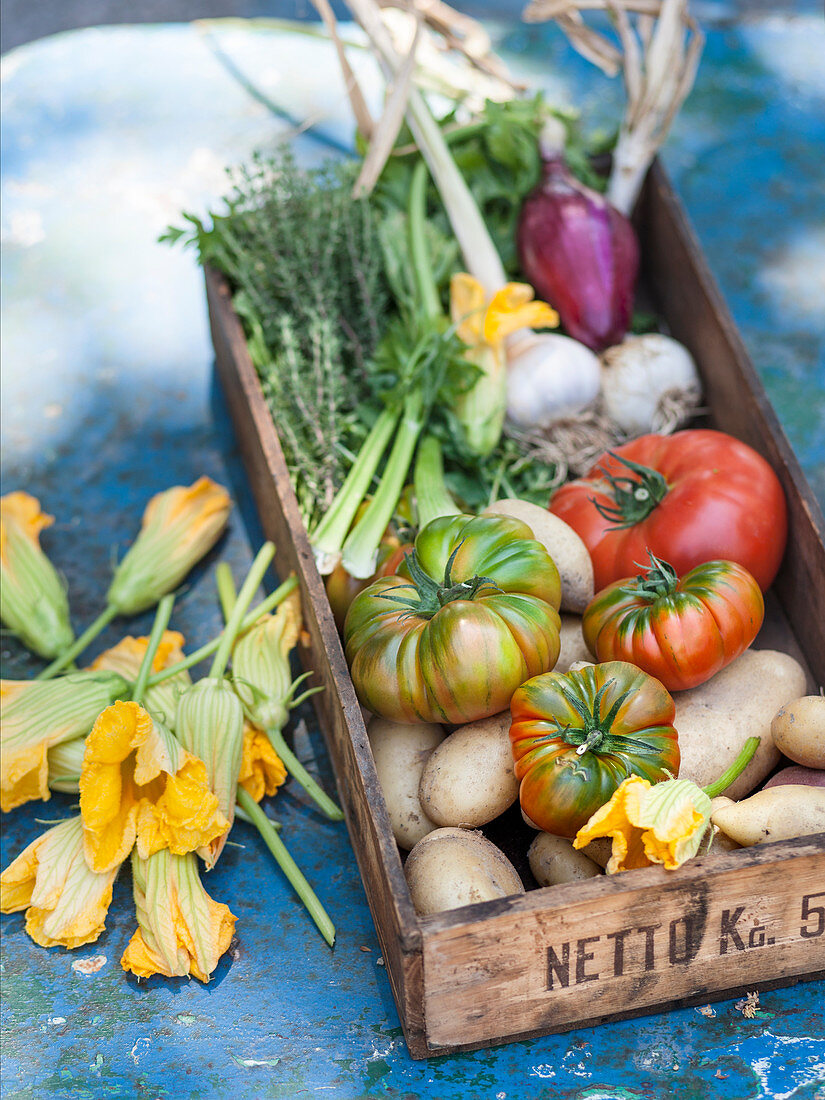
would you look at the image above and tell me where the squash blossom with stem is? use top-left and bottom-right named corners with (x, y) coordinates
top-left (79, 596), bottom-right (229, 874)
top-left (216, 564), bottom-right (342, 821)
top-left (88, 630), bottom-right (192, 732)
top-left (38, 477), bottom-right (231, 681)
top-left (120, 848), bottom-right (237, 983)
top-left (0, 492), bottom-right (74, 659)
top-left (0, 670), bottom-right (129, 812)
top-left (574, 737), bottom-right (762, 872)
top-left (0, 816), bottom-right (119, 949)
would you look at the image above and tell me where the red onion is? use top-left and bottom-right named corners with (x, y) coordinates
top-left (517, 152), bottom-right (640, 352)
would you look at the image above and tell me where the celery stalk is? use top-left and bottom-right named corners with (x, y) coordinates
top-left (414, 436), bottom-right (458, 529)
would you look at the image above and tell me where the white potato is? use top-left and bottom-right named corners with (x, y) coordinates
top-left (556, 614), bottom-right (591, 672)
top-left (707, 796), bottom-right (741, 853)
top-left (771, 695), bottom-right (825, 769)
top-left (710, 786), bottom-right (825, 846)
top-left (673, 650), bottom-right (806, 799)
top-left (483, 498), bottom-right (594, 613)
top-left (368, 717), bottom-right (444, 850)
top-left (419, 712), bottom-right (518, 828)
top-left (404, 828), bottom-right (524, 915)
top-left (528, 833), bottom-right (603, 886)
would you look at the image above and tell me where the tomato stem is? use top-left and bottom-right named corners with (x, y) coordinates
top-left (591, 453), bottom-right (669, 529)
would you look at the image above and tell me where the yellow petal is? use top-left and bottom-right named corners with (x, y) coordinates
top-left (0, 492), bottom-right (52, 555)
top-left (107, 478), bottom-right (231, 615)
top-left (573, 776), bottom-right (653, 874)
top-left (121, 849), bottom-right (236, 982)
top-left (634, 779), bottom-right (712, 870)
top-left (238, 725), bottom-right (287, 802)
top-left (1, 817), bottom-right (117, 949)
top-left (483, 283), bottom-right (559, 345)
top-left (90, 631), bottom-right (190, 732)
top-left (80, 701), bottom-right (229, 873)
top-left (1, 672), bottom-right (129, 813)
top-left (450, 273), bottom-right (487, 345)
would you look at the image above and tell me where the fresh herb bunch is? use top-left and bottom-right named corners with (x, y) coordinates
top-left (163, 151), bottom-right (391, 529)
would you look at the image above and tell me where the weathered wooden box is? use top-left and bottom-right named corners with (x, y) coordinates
top-left (205, 161), bottom-right (825, 1058)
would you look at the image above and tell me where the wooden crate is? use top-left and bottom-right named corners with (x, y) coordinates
top-left (205, 160), bottom-right (825, 1058)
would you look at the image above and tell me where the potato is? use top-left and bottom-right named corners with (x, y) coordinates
top-left (556, 614), bottom-right (591, 673)
top-left (673, 650), bottom-right (806, 799)
top-left (483, 498), bottom-right (594, 613)
top-left (710, 786), bottom-right (825, 846)
top-left (404, 827), bottom-right (524, 915)
top-left (707, 796), bottom-right (741, 853)
top-left (764, 765), bottom-right (825, 790)
top-left (771, 695), bottom-right (825, 769)
top-left (419, 712), bottom-right (518, 827)
top-left (578, 836), bottom-right (613, 869)
top-left (368, 717), bottom-right (444, 850)
top-left (528, 833), bottom-right (602, 886)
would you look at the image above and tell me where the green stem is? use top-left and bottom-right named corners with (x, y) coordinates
top-left (408, 159), bottom-right (441, 321)
top-left (215, 562), bottom-right (237, 622)
top-left (209, 542), bottom-right (276, 679)
top-left (236, 787), bottom-right (335, 948)
top-left (310, 406), bottom-right (400, 574)
top-left (145, 576), bottom-right (298, 687)
top-left (130, 594), bottom-right (175, 706)
top-left (36, 604), bottom-right (119, 680)
top-left (265, 726), bottom-right (344, 821)
top-left (342, 390), bottom-right (426, 579)
top-left (234, 801), bottom-right (282, 830)
top-left (414, 435), bottom-right (457, 529)
top-left (703, 737), bottom-right (761, 799)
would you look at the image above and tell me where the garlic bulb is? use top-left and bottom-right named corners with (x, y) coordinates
top-left (600, 333), bottom-right (701, 436)
top-left (505, 331), bottom-right (601, 429)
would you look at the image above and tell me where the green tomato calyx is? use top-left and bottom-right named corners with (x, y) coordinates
top-left (376, 542), bottom-right (500, 620)
top-left (620, 550), bottom-right (680, 601)
top-left (590, 453), bottom-right (669, 529)
top-left (556, 678), bottom-right (636, 755)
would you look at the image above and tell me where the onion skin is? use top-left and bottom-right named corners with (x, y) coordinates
top-left (517, 155), bottom-right (640, 352)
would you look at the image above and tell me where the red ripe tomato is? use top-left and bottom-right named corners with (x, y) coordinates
top-left (582, 554), bottom-right (765, 691)
top-left (549, 430), bottom-right (787, 591)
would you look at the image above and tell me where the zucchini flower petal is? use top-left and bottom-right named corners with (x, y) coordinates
top-left (174, 679), bottom-right (244, 868)
top-left (1, 670), bottom-right (129, 812)
top-left (574, 776), bottom-right (712, 874)
top-left (89, 630), bottom-right (191, 730)
top-left (450, 274), bottom-right (559, 456)
top-left (47, 737), bottom-right (86, 793)
top-left (232, 591), bottom-right (302, 730)
top-left (79, 700), bottom-right (229, 873)
top-left (121, 849), bottom-right (236, 982)
top-left (0, 817), bottom-right (118, 949)
top-left (107, 478), bottom-right (231, 615)
top-left (0, 492), bottom-right (74, 658)
top-left (238, 724), bottom-right (287, 803)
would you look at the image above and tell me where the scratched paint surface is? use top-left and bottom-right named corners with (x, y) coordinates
top-left (1, 13), bottom-right (823, 1099)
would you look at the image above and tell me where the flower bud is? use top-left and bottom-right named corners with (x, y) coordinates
top-left (107, 478), bottom-right (231, 615)
top-left (231, 592), bottom-right (302, 731)
top-left (0, 492), bottom-right (74, 658)
top-left (1, 670), bottom-right (129, 812)
top-left (0, 817), bottom-right (118, 949)
top-left (174, 678), bottom-right (244, 868)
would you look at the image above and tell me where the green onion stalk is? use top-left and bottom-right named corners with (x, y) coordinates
top-left (310, 159), bottom-right (452, 580)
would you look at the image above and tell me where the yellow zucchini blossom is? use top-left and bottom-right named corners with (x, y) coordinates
top-left (232, 590), bottom-right (302, 730)
top-left (450, 274), bottom-right (559, 456)
top-left (0, 492), bottom-right (74, 658)
top-left (574, 775), bottom-right (712, 874)
top-left (107, 478), bottom-right (231, 615)
top-left (121, 849), bottom-right (236, 982)
top-left (174, 678), bottom-right (245, 869)
top-left (238, 724), bottom-right (287, 803)
top-left (1, 670), bottom-right (129, 812)
top-left (0, 817), bottom-right (118, 949)
top-left (79, 700), bottom-right (229, 873)
top-left (89, 630), bottom-right (191, 731)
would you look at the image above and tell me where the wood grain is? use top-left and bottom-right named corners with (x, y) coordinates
top-left (205, 158), bottom-right (825, 1059)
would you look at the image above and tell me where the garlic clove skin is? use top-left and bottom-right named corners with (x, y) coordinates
top-left (600, 333), bottom-right (701, 436)
top-left (505, 331), bottom-right (601, 429)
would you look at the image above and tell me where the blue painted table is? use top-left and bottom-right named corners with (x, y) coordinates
top-left (1, 12), bottom-right (824, 1099)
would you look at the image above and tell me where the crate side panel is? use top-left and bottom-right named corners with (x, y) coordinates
top-left (421, 839), bottom-right (825, 1050)
top-left (205, 268), bottom-right (427, 1050)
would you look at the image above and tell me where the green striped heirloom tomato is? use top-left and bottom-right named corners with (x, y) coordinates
top-left (582, 554), bottom-right (764, 691)
top-left (344, 514), bottom-right (562, 725)
top-left (510, 661), bottom-right (679, 837)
